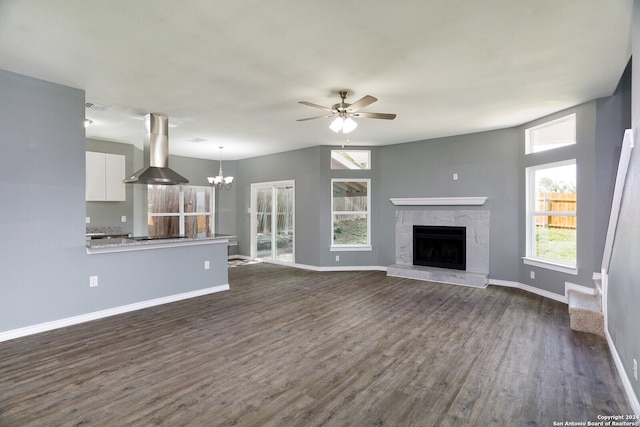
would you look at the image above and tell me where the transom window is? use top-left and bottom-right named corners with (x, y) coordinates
top-left (525, 114), bottom-right (576, 154)
top-left (331, 179), bottom-right (371, 250)
top-left (331, 150), bottom-right (371, 170)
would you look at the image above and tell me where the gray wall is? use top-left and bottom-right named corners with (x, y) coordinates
top-left (518, 102), bottom-right (597, 295)
top-left (5, 69), bottom-right (622, 315)
top-left (233, 131), bottom-right (522, 277)
top-left (515, 68), bottom-right (631, 296)
top-left (229, 91), bottom-right (626, 297)
top-left (606, 0), bottom-right (640, 406)
top-left (377, 129), bottom-right (521, 279)
top-left (234, 146), bottom-right (322, 264)
top-left (0, 69), bottom-right (87, 331)
top-left (0, 69), bottom-right (228, 334)
top-left (594, 62), bottom-right (632, 269)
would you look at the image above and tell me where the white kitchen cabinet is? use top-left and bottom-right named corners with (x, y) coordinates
top-left (104, 153), bottom-right (126, 200)
top-left (86, 151), bottom-right (126, 201)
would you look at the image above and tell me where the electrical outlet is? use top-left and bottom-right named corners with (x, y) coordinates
top-left (89, 275), bottom-right (99, 287)
top-left (453, 173), bottom-right (458, 181)
top-left (335, 255), bottom-right (340, 262)
top-left (121, 215), bottom-right (127, 223)
top-left (530, 271), bottom-right (535, 279)
top-left (633, 358), bottom-right (638, 381)
top-left (204, 260), bottom-right (210, 270)
top-left (86, 216), bottom-right (90, 224)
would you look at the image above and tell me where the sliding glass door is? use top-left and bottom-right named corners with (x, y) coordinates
top-left (251, 181), bottom-right (294, 263)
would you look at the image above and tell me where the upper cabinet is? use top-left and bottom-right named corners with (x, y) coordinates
top-left (104, 153), bottom-right (126, 201)
top-left (86, 151), bottom-right (126, 201)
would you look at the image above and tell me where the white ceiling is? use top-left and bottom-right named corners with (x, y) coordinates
top-left (0, 1), bottom-right (633, 160)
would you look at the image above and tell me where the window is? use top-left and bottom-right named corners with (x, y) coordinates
top-left (525, 160), bottom-right (577, 272)
top-left (148, 185), bottom-right (213, 237)
top-left (331, 179), bottom-right (371, 250)
top-left (331, 150), bottom-right (371, 169)
top-left (525, 114), bottom-right (576, 154)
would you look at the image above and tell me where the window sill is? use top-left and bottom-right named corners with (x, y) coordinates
top-left (330, 245), bottom-right (373, 252)
top-left (522, 257), bottom-right (578, 275)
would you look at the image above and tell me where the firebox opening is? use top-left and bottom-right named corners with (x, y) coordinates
top-left (413, 225), bottom-right (466, 270)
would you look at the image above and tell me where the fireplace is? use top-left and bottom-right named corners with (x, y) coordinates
top-left (413, 225), bottom-right (466, 270)
top-left (390, 210), bottom-right (488, 287)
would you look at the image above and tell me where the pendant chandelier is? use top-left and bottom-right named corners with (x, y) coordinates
top-left (207, 146), bottom-right (234, 190)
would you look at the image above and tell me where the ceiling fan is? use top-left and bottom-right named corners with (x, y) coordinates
top-left (297, 90), bottom-right (396, 133)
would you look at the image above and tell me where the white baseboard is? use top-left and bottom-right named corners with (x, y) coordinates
top-left (0, 284), bottom-right (229, 343)
top-left (565, 281), bottom-right (597, 297)
top-left (606, 328), bottom-right (640, 415)
top-left (243, 259), bottom-right (593, 305)
top-left (489, 280), bottom-right (598, 305)
top-left (245, 258), bottom-right (387, 272)
top-left (489, 279), bottom-right (566, 303)
top-left (291, 263), bottom-right (387, 272)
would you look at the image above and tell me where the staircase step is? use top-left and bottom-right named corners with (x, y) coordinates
top-left (568, 290), bottom-right (604, 336)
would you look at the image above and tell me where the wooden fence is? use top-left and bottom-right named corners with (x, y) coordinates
top-left (536, 192), bottom-right (576, 229)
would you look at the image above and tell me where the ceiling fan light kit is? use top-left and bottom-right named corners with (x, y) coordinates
top-left (298, 90), bottom-right (396, 134)
top-left (330, 116), bottom-right (357, 133)
top-left (329, 116), bottom-right (343, 133)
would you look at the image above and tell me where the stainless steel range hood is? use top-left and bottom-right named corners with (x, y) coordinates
top-left (123, 113), bottom-right (189, 185)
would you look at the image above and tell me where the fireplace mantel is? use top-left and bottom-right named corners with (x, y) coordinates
top-left (389, 197), bottom-right (487, 206)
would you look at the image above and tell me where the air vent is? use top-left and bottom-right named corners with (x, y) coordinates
top-left (188, 137), bottom-right (207, 143)
top-left (85, 102), bottom-right (111, 111)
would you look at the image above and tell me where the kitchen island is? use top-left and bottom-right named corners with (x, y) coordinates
top-left (73, 233), bottom-right (233, 340)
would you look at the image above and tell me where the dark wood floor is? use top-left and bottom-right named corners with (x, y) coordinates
top-left (0, 262), bottom-right (631, 426)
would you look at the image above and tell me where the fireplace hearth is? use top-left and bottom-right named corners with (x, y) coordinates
top-left (413, 225), bottom-right (466, 270)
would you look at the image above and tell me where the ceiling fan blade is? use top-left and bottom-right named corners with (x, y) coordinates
top-left (298, 101), bottom-right (333, 112)
top-left (352, 112), bottom-right (397, 120)
top-left (296, 114), bottom-right (334, 121)
top-left (347, 95), bottom-right (377, 112)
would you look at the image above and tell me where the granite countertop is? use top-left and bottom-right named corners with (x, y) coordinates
top-left (86, 234), bottom-right (237, 254)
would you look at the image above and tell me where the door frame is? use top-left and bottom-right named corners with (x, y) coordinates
top-left (250, 180), bottom-right (295, 263)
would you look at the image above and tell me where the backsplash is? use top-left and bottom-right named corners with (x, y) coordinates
top-left (86, 226), bottom-right (126, 236)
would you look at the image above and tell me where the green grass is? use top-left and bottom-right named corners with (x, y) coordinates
top-left (535, 226), bottom-right (576, 264)
top-left (334, 217), bottom-right (368, 245)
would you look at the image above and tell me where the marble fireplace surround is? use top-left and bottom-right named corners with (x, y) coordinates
top-left (387, 209), bottom-right (490, 287)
